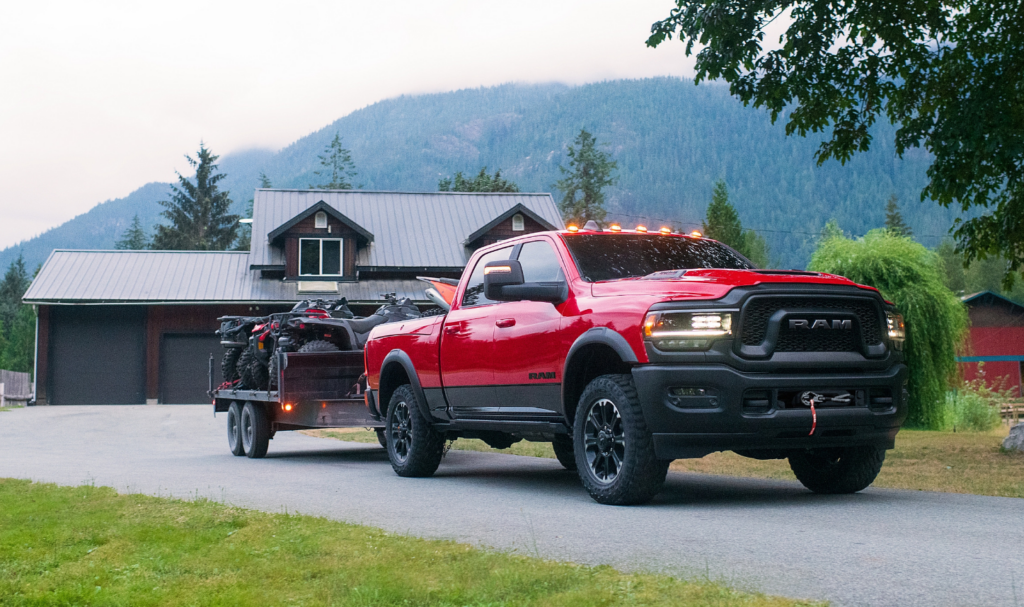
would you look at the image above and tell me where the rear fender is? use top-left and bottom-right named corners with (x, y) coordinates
top-left (379, 350), bottom-right (433, 423)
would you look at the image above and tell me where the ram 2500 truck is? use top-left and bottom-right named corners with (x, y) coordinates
top-left (363, 226), bottom-right (908, 505)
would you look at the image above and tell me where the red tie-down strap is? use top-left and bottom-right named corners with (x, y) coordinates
top-left (808, 398), bottom-right (817, 436)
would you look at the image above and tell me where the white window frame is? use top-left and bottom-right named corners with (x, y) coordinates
top-left (314, 211), bottom-right (328, 229)
top-left (298, 238), bottom-right (344, 276)
top-left (512, 213), bottom-right (525, 231)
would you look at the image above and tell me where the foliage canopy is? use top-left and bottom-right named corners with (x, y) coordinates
top-left (702, 180), bottom-right (771, 267)
top-left (808, 229), bottom-right (968, 429)
top-left (884, 196), bottom-right (912, 238)
top-left (648, 0), bottom-right (1024, 286)
top-left (115, 215), bottom-right (149, 250)
top-left (311, 134), bottom-right (358, 190)
top-left (438, 167), bottom-right (519, 192)
top-left (151, 144), bottom-right (238, 251)
top-left (554, 129), bottom-right (617, 226)
top-left (0, 255), bottom-right (34, 374)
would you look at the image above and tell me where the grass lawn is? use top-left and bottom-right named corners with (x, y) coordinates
top-left (0, 479), bottom-right (818, 607)
top-left (306, 426), bottom-right (1024, 498)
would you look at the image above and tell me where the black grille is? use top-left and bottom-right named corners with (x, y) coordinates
top-left (741, 297), bottom-right (883, 352)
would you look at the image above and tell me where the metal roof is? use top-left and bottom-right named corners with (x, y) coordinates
top-left (248, 190), bottom-right (563, 269)
top-left (24, 250), bottom-right (430, 305)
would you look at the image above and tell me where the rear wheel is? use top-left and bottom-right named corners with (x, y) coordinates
top-left (222, 348), bottom-right (242, 382)
top-left (788, 446), bottom-right (886, 494)
top-left (573, 374), bottom-right (668, 505)
top-left (237, 348), bottom-right (256, 389)
top-left (227, 402), bottom-right (245, 456)
top-left (241, 401), bottom-right (270, 458)
top-left (552, 435), bottom-right (577, 471)
top-left (249, 352), bottom-right (269, 389)
top-left (385, 385), bottom-right (445, 477)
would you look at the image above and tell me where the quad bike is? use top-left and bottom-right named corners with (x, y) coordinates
top-left (216, 315), bottom-right (264, 384)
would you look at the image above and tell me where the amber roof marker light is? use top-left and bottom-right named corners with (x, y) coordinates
top-left (609, 224), bottom-right (622, 232)
top-left (690, 230), bottom-right (702, 238)
top-left (635, 225), bottom-right (648, 233)
top-left (566, 224), bottom-right (579, 233)
top-left (659, 226), bottom-right (671, 235)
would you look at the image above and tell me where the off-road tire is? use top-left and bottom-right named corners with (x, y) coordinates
top-left (250, 351), bottom-right (269, 389)
top-left (267, 353), bottom-right (278, 389)
top-left (227, 401), bottom-right (245, 456)
top-left (788, 446), bottom-right (886, 494)
top-left (237, 348), bottom-right (257, 389)
top-left (241, 401), bottom-right (270, 458)
top-left (375, 428), bottom-right (387, 448)
top-left (298, 340), bottom-right (340, 353)
top-left (573, 374), bottom-right (669, 505)
top-left (222, 348), bottom-right (243, 382)
top-left (385, 384), bottom-right (445, 477)
top-left (552, 434), bottom-right (577, 471)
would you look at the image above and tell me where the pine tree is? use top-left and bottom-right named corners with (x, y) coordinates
top-left (820, 218), bottom-right (846, 242)
top-left (115, 214), bottom-right (149, 250)
top-left (1, 305), bottom-right (35, 373)
top-left (702, 180), bottom-right (743, 249)
top-left (235, 172), bottom-right (272, 252)
top-left (438, 167), bottom-right (519, 192)
top-left (310, 134), bottom-right (358, 190)
top-left (554, 129), bottom-right (617, 226)
top-left (0, 255), bottom-right (29, 343)
top-left (884, 195), bottom-right (913, 238)
top-left (151, 143), bottom-right (238, 251)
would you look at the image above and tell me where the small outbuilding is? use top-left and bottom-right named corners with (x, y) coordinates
top-left (23, 190), bottom-right (562, 405)
top-left (958, 291), bottom-right (1024, 396)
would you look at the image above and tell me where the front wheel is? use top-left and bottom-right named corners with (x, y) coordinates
top-left (788, 446), bottom-right (886, 494)
top-left (241, 401), bottom-right (270, 459)
top-left (573, 374), bottom-right (668, 505)
top-left (385, 385), bottom-right (445, 477)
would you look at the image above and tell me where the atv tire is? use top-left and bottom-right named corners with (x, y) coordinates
top-left (298, 340), bottom-right (340, 353)
top-left (552, 434), bottom-right (577, 471)
top-left (237, 348), bottom-right (257, 389)
top-left (249, 351), bottom-right (269, 389)
top-left (385, 384), bottom-right (445, 477)
top-left (222, 348), bottom-right (243, 382)
top-left (573, 374), bottom-right (669, 505)
top-left (788, 446), bottom-right (886, 494)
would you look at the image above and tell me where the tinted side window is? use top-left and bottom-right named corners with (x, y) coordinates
top-left (516, 240), bottom-right (565, 283)
top-left (461, 246), bottom-right (513, 307)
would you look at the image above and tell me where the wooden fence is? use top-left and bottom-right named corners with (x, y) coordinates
top-left (0, 369), bottom-right (32, 406)
top-left (1002, 400), bottom-right (1023, 426)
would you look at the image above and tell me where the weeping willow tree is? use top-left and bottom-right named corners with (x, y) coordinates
top-left (808, 229), bottom-right (968, 429)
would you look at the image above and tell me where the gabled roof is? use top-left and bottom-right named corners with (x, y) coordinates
top-left (23, 250), bottom-right (429, 305)
top-left (248, 190), bottom-right (563, 270)
top-left (961, 291), bottom-right (1024, 312)
top-left (266, 200), bottom-right (374, 244)
top-left (463, 202), bottom-right (559, 245)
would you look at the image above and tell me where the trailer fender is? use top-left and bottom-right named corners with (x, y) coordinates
top-left (379, 349), bottom-right (432, 423)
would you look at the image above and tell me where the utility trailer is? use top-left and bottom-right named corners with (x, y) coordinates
top-left (210, 349), bottom-right (383, 458)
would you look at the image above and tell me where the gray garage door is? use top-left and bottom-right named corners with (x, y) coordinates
top-left (49, 306), bottom-right (146, 405)
top-left (159, 334), bottom-right (224, 404)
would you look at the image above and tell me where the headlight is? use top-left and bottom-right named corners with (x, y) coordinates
top-left (643, 312), bottom-right (733, 351)
top-left (886, 312), bottom-right (905, 349)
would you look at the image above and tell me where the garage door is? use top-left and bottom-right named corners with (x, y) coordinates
top-left (159, 334), bottom-right (224, 404)
top-left (49, 306), bottom-right (146, 405)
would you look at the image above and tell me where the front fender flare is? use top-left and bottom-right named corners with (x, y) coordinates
top-left (560, 327), bottom-right (639, 415)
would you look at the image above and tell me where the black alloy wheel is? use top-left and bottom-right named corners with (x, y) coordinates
top-left (385, 384), bottom-right (445, 477)
top-left (390, 401), bottom-right (413, 464)
top-left (582, 398), bottom-right (625, 483)
top-left (226, 401), bottom-right (245, 456)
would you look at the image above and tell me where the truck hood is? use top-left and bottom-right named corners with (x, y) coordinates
top-left (589, 269), bottom-right (877, 300)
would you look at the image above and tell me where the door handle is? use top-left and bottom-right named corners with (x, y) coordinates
top-left (444, 325), bottom-right (460, 334)
top-left (496, 318), bottom-right (516, 328)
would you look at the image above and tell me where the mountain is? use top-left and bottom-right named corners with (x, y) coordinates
top-left (0, 78), bottom-right (957, 273)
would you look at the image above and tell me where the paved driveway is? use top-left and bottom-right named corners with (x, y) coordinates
top-left (1, 405), bottom-right (1020, 607)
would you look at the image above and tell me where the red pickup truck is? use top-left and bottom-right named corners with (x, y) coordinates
top-left (363, 226), bottom-right (908, 505)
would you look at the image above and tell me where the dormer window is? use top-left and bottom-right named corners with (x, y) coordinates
top-left (512, 213), bottom-right (525, 231)
top-left (314, 211), bottom-right (328, 229)
top-left (299, 238), bottom-right (342, 276)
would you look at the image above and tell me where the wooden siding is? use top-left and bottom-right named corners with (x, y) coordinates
top-left (469, 213), bottom-right (549, 249)
top-left (280, 213), bottom-right (359, 278)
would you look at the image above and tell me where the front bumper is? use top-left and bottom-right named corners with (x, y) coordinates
top-left (631, 363), bottom-right (908, 459)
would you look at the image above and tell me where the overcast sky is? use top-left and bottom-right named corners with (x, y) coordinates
top-left (0, 1), bottom-right (696, 250)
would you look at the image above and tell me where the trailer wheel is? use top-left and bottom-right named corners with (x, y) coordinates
top-left (227, 402), bottom-right (245, 456)
top-left (298, 340), bottom-right (340, 353)
top-left (789, 446), bottom-right (886, 494)
top-left (573, 374), bottom-right (669, 505)
top-left (222, 348), bottom-right (243, 382)
top-left (386, 384), bottom-right (444, 477)
top-left (241, 401), bottom-right (270, 458)
top-left (552, 434), bottom-right (577, 471)
top-left (237, 348), bottom-right (257, 389)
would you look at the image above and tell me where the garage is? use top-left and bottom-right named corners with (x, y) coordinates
top-left (159, 334), bottom-right (225, 404)
top-left (48, 306), bottom-right (146, 405)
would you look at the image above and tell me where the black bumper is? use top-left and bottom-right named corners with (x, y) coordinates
top-left (631, 363), bottom-right (908, 459)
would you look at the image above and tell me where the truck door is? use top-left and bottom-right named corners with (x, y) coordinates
top-left (439, 245), bottom-right (513, 419)
top-left (492, 238), bottom-right (569, 420)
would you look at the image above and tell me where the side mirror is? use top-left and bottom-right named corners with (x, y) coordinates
top-left (483, 260), bottom-right (525, 300)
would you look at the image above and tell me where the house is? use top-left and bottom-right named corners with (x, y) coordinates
top-left (23, 190), bottom-right (562, 405)
top-left (957, 291), bottom-right (1024, 396)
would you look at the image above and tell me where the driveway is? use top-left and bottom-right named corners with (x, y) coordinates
top-left (1, 405), bottom-right (1020, 607)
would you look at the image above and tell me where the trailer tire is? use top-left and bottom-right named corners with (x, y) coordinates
top-left (298, 340), bottom-right (340, 353)
top-left (789, 446), bottom-right (886, 494)
top-left (573, 374), bottom-right (669, 505)
top-left (552, 434), bottom-right (577, 471)
top-left (241, 401), bottom-right (270, 459)
top-left (237, 348), bottom-right (257, 389)
top-left (227, 402), bottom-right (245, 456)
top-left (222, 348), bottom-right (243, 382)
top-left (385, 384), bottom-right (444, 477)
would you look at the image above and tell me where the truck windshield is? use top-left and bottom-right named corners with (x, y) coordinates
top-left (562, 233), bottom-right (754, 282)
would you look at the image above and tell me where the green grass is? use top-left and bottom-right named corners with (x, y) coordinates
top-left (306, 427), bottom-right (1024, 498)
top-left (0, 479), bottom-right (819, 606)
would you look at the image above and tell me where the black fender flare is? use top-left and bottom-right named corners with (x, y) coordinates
top-left (560, 327), bottom-right (639, 414)
top-left (379, 349), bottom-right (432, 423)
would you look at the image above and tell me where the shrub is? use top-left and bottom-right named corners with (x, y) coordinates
top-left (808, 229), bottom-right (969, 429)
top-left (944, 365), bottom-right (1012, 432)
